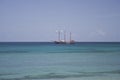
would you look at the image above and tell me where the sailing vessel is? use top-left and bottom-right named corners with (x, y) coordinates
top-left (54, 30), bottom-right (75, 44)
top-left (69, 32), bottom-right (75, 44)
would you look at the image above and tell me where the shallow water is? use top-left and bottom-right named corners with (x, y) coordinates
top-left (0, 42), bottom-right (120, 80)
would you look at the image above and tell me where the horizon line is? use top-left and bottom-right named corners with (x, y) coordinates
top-left (0, 41), bottom-right (120, 43)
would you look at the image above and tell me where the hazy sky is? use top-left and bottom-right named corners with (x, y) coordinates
top-left (0, 0), bottom-right (120, 42)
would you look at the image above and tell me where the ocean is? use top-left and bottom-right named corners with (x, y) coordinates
top-left (0, 42), bottom-right (120, 80)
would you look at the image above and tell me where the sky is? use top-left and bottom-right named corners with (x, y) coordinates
top-left (0, 0), bottom-right (120, 42)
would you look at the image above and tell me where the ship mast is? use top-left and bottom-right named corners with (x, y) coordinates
top-left (64, 31), bottom-right (66, 42)
top-left (70, 32), bottom-right (71, 42)
top-left (58, 30), bottom-right (60, 42)
top-left (55, 30), bottom-right (75, 44)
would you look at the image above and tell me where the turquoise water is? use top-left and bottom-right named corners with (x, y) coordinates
top-left (0, 42), bottom-right (120, 80)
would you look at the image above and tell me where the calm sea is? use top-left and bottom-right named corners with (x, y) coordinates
top-left (0, 42), bottom-right (120, 80)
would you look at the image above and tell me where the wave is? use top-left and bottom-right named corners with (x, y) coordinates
top-left (47, 49), bottom-right (120, 53)
top-left (0, 70), bottom-right (120, 80)
top-left (0, 49), bottom-right (120, 54)
top-left (0, 73), bottom-right (18, 76)
top-left (0, 50), bottom-right (29, 53)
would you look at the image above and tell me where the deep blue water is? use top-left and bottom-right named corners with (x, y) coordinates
top-left (0, 42), bottom-right (120, 80)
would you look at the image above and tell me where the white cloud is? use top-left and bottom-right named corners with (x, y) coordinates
top-left (90, 29), bottom-right (106, 37)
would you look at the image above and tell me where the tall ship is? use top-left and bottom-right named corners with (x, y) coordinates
top-left (54, 30), bottom-right (75, 44)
